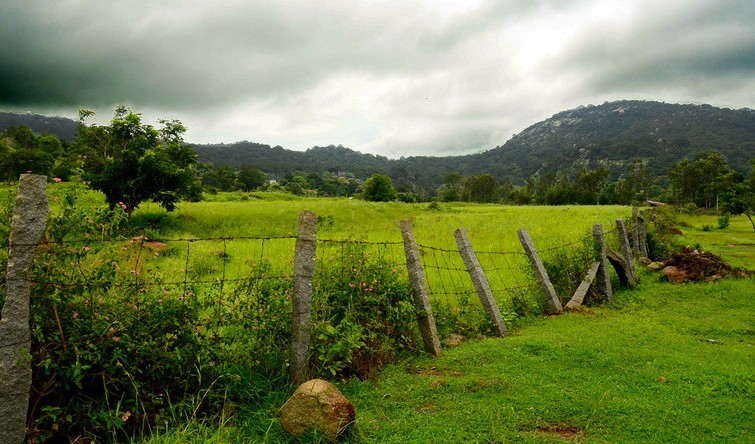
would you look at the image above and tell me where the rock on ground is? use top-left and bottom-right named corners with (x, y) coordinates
top-left (280, 379), bottom-right (355, 442)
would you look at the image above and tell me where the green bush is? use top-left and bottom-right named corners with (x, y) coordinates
top-left (312, 242), bottom-right (419, 378)
top-left (717, 213), bottom-right (730, 229)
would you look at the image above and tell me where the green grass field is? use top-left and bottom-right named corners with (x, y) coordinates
top-left (119, 194), bottom-right (753, 444)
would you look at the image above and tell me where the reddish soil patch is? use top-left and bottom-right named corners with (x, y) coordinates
top-left (662, 247), bottom-right (745, 282)
top-left (534, 424), bottom-right (583, 440)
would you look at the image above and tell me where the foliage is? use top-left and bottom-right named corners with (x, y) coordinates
top-left (434, 294), bottom-right (497, 339)
top-left (75, 107), bottom-right (202, 216)
top-left (22, 194), bottom-right (216, 441)
top-left (361, 173), bottom-right (397, 202)
top-left (540, 235), bottom-right (600, 306)
top-left (312, 243), bottom-right (419, 378)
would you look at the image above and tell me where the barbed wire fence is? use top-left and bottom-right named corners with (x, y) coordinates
top-left (0, 176), bottom-right (647, 438)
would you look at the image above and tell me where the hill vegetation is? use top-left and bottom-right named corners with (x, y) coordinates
top-left (4, 100), bottom-right (751, 191)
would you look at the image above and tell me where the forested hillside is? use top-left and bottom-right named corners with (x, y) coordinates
top-left (0, 111), bottom-right (78, 142)
top-left (193, 100), bottom-right (754, 190)
top-left (3, 100), bottom-right (753, 193)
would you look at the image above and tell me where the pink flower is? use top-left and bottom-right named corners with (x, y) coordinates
top-left (121, 411), bottom-right (130, 421)
top-left (72, 312), bottom-right (79, 319)
top-left (52, 177), bottom-right (62, 182)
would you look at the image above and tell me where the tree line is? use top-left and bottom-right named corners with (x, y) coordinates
top-left (1, 107), bottom-right (752, 228)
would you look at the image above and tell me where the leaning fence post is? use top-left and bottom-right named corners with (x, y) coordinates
top-left (517, 228), bottom-right (562, 313)
top-left (454, 228), bottom-right (507, 337)
top-left (592, 224), bottom-right (613, 303)
top-left (615, 219), bottom-right (638, 284)
top-left (0, 174), bottom-right (49, 444)
top-left (291, 211), bottom-right (317, 385)
top-left (399, 220), bottom-right (441, 356)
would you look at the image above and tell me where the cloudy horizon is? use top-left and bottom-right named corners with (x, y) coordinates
top-left (1, 0), bottom-right (753, 157)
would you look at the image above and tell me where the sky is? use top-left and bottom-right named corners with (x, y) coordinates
top-left (1, 0), bottom-right (754, 157)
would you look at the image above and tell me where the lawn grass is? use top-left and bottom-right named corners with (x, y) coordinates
top-left (139, 274), bottom-right (754, 443)
top-left (339, 274), bottom-right (754, 443)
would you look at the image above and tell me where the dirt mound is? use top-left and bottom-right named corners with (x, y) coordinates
top-left (660, 248), bottom-right (743, 282)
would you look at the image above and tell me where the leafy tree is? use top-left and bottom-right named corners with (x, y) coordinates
top-left (76, 107), bottom-right (201, 216)
top-left (719, 159), bottom-right (755, 229)
top-left (437, 172), bottom-right (464, 202)
top-left (462, 173), bottom-right (498, 203)
top-left (617, 159), bottom-right (654, 204)
top-left (668, 151), bottom-right (726, 209)
top-left (362, 173), bottom-right (397, 202)
top-left (237, 165), bottom-right (267, 191)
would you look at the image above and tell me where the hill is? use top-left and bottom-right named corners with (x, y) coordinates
top-left (0, 111), bottom-right (79, 142)
top-left (194, 100), bottom-right (754, 191)
top-left (473, 100), bottom-right (755, 180)
top-left (3, 100), bottom-right (753, 192)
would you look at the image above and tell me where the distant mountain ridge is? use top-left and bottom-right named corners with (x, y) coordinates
top-left (0, 111), bottom-right (79, 142)
top-left (3, 100), bottom-right (753, 192)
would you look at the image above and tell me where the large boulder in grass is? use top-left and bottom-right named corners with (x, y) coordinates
top-left (280, 379), bottom-right (355, 442)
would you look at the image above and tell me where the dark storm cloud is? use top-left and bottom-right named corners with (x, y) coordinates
top-left (1, 0), bottom-right (753, 154)
top-left (554, 0), bottom-right (755, 102)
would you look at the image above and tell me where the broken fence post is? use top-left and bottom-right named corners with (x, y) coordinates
top-left (291, 210), bottom-right (317, 385)
top-left (614, 219), bottom-right (638, 287)
top-left (592, 224), bottom-right (613, 302)
top-left (399, 220), bottom-right (441, 356)
top-left (454, 228), bottom-right (507, 337)
top-left (0, 174), bottom-right (49, 444)
top-left (565, 262), bottom-right (600, 309)
top-left (517, 228), bottom-right (562, 313)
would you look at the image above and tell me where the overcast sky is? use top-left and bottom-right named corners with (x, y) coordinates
top-left (1, 0), bottom-right (754, 157)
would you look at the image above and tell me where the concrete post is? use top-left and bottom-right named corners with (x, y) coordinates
top-left (0, 175), bottom-right (49, 444)
top-left (291, 211), bottom-right (317, 385)
top-left (454, 228), bottom-right (507, 337)
top-left (399, 220), bottom-right (441, 356)
top-left (615, 219), bottom-right (638, 284)
top-left (638, 211), bottom-right (648, 258)
top-left (592, 224), bottom-right (613, 303)
top-left (517, 228), bottom-right (562, 313)
top-left (631, 207), bottom-right (640, 258)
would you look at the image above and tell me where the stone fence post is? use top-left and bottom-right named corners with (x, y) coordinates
top-left (399, 220), bottom-right (441, 356)
top-left (592, 224), bottom-right (613, 303)
top-left (517, 228), bottom-right (562, 313)
top-left (454, 228), bottom-right (507, 337)
top-left (615, 219), bottom-right (638, 286)
top-left (0, 175), bottom-right (49, 444)
top-left (291, 211), bottom-right (317, 385)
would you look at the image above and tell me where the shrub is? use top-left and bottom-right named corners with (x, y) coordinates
top-left (312, 242), bottom-right (419, 378)
top-left (717, 213), bottom-right (730, 229)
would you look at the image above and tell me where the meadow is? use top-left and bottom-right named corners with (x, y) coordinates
top-left (3, 184), bottom-right (753, 442)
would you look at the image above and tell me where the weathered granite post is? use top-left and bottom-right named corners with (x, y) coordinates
top-left (638, 211), bottom-right (648, 258)
top-left (592, 224), bottom-right (613, 302)
top-left (0, 174), bottom-right (49, 444)
top-left (517, 228), bottom-right (562, 313)
top-left (631, 207), bottom-right (640, 258)
top-left (454, 228), bottom-right (507, 337)
top-left (615, 219), bottom-right (638, 285)
top-left (399, 220), bottom-right (441, 356)
top-left (291, 211), bottom-right (317, 385)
